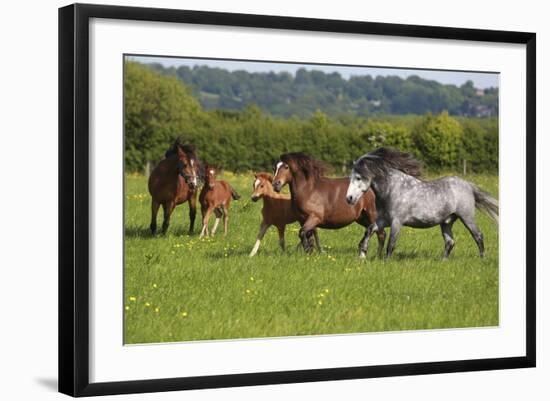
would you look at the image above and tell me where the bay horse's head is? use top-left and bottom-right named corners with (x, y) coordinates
top-left (173, 142), bottom-right (199, 190)
top-left (204, 165), bottom-right (218, 190)
top-left (272, 160), bottom-right (292, 193)
top-left (273, 152), bottom-right (326, 193)
top-left (251, 173), bottom-right (274, 202)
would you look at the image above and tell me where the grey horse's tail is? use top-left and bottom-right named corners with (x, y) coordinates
top-left (472, 184), bottom-right (499, 225)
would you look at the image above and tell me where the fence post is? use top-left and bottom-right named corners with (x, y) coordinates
top-left (144, 161), bottom-right (151, 178)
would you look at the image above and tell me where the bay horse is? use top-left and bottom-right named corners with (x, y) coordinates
top-left (249, 172), bottom-right (321, 257)
top-left (272, 153), bottom-right (386, 258)
top-left (147, 140), bottom-right (200, 235)
top-left (199, 165), bottom-right (241, 238)
top-left (346, 147), bottom-right (499, 259)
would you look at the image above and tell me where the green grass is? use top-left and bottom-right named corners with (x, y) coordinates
top-left (124, 172), bottom-right (499, 344)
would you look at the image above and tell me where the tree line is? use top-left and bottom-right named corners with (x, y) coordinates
top-left (146, 61), bottom-right (498, 118)
top-left (125, 61), bottom-right (498, 174)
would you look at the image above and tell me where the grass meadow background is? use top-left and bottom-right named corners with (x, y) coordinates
top-left (124, 172), bottom-right (499, 344)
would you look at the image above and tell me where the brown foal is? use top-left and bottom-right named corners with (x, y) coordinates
top-left (272, 152), bottom-right (386, 258)
top-left (199, 165), bottom-right (240, 238)
top-left (249, 173), bottom-right (320, 256)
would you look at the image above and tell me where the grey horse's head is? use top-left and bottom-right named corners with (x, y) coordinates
top-left (346, 155), bottom-right (378, 205)
top-left (346, 147), bottom-right (422, 205)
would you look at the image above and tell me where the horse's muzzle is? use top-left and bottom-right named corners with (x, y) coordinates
top-left (251, 195), bottom-right (260, 202)
top-left (272, 181), bottom-right (282, 192)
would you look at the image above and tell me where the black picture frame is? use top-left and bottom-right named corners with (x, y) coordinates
top-left (59, 3), bottom-right (536, 397)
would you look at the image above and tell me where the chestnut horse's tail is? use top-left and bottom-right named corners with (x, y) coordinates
top-left (230, 186), bottom-right (241, 200)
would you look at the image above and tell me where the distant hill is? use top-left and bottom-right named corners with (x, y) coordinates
top-left (144, 62), bottom-right (498, 118)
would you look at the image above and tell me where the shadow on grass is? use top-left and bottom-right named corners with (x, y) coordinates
top-left (125, 225), bottom-right (154, 238)
top-left (125, 225), bottom-right (202, 239)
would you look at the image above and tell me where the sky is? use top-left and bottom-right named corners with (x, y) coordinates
top-left (129, 55), bottom-right (499, 89)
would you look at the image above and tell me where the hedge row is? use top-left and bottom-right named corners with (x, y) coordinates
top-left (125, 61), bottom-right (498, 174)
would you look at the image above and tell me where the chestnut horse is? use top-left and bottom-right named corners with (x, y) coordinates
top-left (199, 165), bottom-right (241, 238)
top-left (249, 173), bottom-right (321, 257)
top-left (148, 140), bottom-right (200, 235)
top-left (272, 152), bottom-right (386, 258)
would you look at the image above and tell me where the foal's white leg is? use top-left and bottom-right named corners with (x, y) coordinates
top-left (249, 222), bottom-right (269, 257)
top-left (211, 218), bottom-right (221, 236)
top-left (199, 209), bottom-right (212, 238)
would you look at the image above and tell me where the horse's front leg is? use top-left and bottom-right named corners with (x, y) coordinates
top-left (386, 220), bottom-right (401, 259)
top-left (299, 215), bottom-right (321, 254)
top-left (200, 207), bottom-right (212, 238)
top-left (249, 221), bottom-right (269, 257)
top-left (188, 193), bottom-right (197, 235)
top-left (161, 201), bottom-right (175, 235)
top-left (211, 208), bottom-right (222, 236)
top-left (358, 223), bottom-right (378, 259)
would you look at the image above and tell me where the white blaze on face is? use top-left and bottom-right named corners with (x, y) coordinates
top-left (346, 169), bottom-right (369, 204)
top-left (190, 159), bottom-right (197, 186)
top-left (254, 179), bottom-right (261, 189)
top-left (274, 162), bottom-right (283, 178)
top-left (209, 169), bottom-right (214, 175)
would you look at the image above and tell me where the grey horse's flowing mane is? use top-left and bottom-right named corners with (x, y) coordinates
top-left (354, 147), bottom-right (423, 178)
top-left (281, 152), bottom-right (327, 180)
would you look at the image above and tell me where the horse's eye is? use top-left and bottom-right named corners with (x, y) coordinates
top-left (284, 165), bottom-right (289, 169)
top-left (260, 184), bottom-right (264, 188)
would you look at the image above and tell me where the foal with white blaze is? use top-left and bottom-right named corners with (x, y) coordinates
top-left (249, 172), bottom-right (320, 256)
top-left (346, 147), bottom-right (498, 259)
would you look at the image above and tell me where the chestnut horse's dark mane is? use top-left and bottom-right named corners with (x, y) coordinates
top-left (355, 147), bottom-right (423, 178)
top-left (165, 138), bottom-right (197, 161)
top-left (280, 152), bottom-right (327, 180)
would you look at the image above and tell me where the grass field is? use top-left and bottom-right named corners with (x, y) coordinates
top-left (124, 172), bottom-right (499, 344)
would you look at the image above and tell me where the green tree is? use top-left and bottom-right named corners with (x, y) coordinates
top-left (412, 111), bottom-right (464, 169)
top-left (124, 61), bottom-right (203, 171)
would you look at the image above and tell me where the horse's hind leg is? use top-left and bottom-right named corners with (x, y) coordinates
top-left (386, 220), bottom-right (401, 259)
top-left (222, 204), bottom-right (229, 236)
top-left (375, 226), bottom-right (387, 259)
top-left (161, 201), bottom-right (175, 235)
top-left (150, 199), bottom-right (160, 235)
top-left (440, 216), bottom-right (457, 259)
top-left (211, 208), bottom-right (223, 236)
top-left (312, 229), bottom-right (322, 252)
top-left (459, 216), bottom-right (485, 258)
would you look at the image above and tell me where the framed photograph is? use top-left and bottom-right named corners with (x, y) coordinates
top-left (59, 3), bottom-right (536, 397)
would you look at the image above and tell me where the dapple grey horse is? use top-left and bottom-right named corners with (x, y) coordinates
top-left (346, 148), bottom-right (498, 259)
